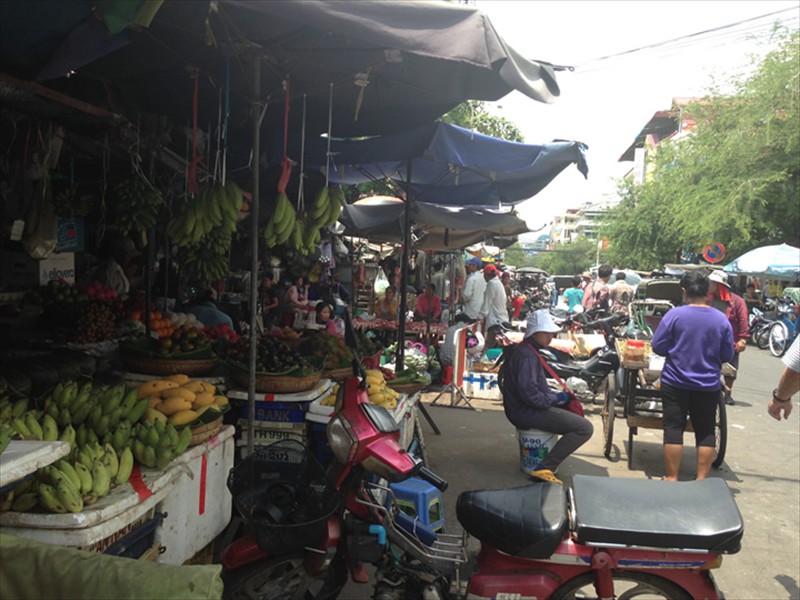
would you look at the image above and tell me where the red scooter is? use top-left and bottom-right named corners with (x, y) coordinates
top-left (221, 317), bottom-right (743, 599)
top-left (221, 375), bottom-right (743, 600)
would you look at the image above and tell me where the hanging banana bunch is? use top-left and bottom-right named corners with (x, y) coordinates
top-left (264, 185), bottom-right (343, 254)
top-left (52, 186), bottom-right (95, 218)
top-left (167, 181), bottom-right (243, 248)
top-left (112, 178), bottom-right (163, 234)
top-left (181, 227), bottom-right (232, 285)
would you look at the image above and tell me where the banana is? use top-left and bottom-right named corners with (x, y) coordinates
top-left (24, 413), bottom-right (43, 440)
top-left (175, 426), bottom-right (192, 455)
top-left (155, 447), bottom-right (174, 470)
top-left (11, 398), bottom-right (28, 418)
top-left (128, 398), bottom-right (148, 423)
top-left (181, 381), bottom-right (207, 394)
top-left (166, 423), bottom-right (179, 447)
top-left (0, 490), bottom-right (14, 512)
top-left (144, 407), bottom-right (168, 424)
top-left (51, 382), bottom-right (65, 408)
top-left (115, 447), bottom-right (134, 486)
top-left (91, 461), bottom-right (111, 498)
top-left (38, 483), bottom-right (67, 514)
top-left (102, 444), bottom-right (119, 480)
top-left (162, 387), bottom-right (196, 403)
top-left (41, 414), bottom-right (59, 441)
top-left (192, 392), bottom-right (215, 409)
top-left (57, 460), bottom-right (82, 492)
top-left (12, 492), bottom-right (39, 512)
top-left (142, 444), bottom-right (157, 469)
top-left (71, 400), bottom-right (92, 426)
top-left (57, 408), bottom-right (72, 430)
top-left (56, 478), bottom-right (84, 513)
top-left (311, 185), bottom-right (330, 219)
top-left (137, 380), bottom-right (180, 399)
top-left (119, 387), bottom-right (139, 419)
top-left (76, 423), bottom-right (88, 448)
top-left (159, 397), bottom-right (193, 416)
top-left (168, 409), bottom-right (198, 427)
top-left (74, 462), bottom-right (93, 495)
top-left (104, 384), bottom-right (126, 413)
top-left (146, 426), bottom-right (160, 449)
top-left (77, 449), bottom-right (94, 471)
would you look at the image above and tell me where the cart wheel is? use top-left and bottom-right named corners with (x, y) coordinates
top-left (712, 392), bottom-right (727, 468)
top-left (768, 322), bottom-right (791, 357)
top-left (602, 374), bottom-right (616, 459)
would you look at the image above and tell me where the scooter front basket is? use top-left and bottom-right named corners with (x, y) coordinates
top-left (227, 439), bottom-right (341, 554)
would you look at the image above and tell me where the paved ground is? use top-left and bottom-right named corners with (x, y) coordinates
top-left (343, 344), bottom-right (799, 599)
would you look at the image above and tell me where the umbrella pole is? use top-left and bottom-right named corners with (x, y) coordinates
top-left (246, 56), bottom-right (261, 459)
top-left (397, 159), bottom-right (413, 371)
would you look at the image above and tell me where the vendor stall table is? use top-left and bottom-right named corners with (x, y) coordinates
top-left (0, 441), bottom-right (71, 491)
top-left (0, 426), bottom-right (235, 564)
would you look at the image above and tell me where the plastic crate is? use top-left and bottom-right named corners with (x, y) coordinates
top-left (240, 401), bottom-right (308, 423)
top-left (104, 511), bottom-right (165, 559)
top-left (227, 439), bottom-right (341, 554)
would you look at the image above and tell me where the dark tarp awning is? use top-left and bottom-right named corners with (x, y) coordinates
top-left (338, 199), bottom-right (530, 250)
top-left (304, 122), bottom-right (587, 206)
top-left (1, 0), bottom-right (562, 141)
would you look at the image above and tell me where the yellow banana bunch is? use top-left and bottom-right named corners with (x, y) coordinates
top-left (365, 370), bottom-right (400, 409)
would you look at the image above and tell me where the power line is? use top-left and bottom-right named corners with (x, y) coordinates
top-left (574, 8), bottom-right (798, 67)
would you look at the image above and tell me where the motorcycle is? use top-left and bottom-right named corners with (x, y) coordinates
top-left (221, 375), bottom-right (744, 600)
top-left (748, 300), bottom-right (775, 349)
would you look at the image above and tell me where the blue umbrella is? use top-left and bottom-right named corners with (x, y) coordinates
top-left (723, 244), bottom-right (800, 279)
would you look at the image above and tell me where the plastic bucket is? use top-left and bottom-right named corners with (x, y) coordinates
top-left (517, 429), bottom-right (557, 474)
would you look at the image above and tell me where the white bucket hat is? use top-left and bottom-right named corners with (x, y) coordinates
top-left (525, 309), bottom-right (562, 337)
top-left (708, 270), bottom-right (730, 287)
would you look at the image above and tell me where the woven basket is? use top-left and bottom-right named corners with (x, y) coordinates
top-left (189, 416), bottom-right (223, 447)
top-left (322, 366), bottom-right (353, 381)
top-left (387, 382), bottom-right (426, 396)
top-left (121, 353), bottom-right (219, 376)
top-left (230, 367), bottom-right (321, 393)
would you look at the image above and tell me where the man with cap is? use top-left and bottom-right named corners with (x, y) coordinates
top-left (579, 271), bottom-right (592, 292)
top-left (707, 270), bottom-right (748, 405)
top-left (477, 264), bottom-right (509, 348)
top-left (500, 309), bottom-right (594, 483)
top-left (461, 256), bottom-right (487, 321)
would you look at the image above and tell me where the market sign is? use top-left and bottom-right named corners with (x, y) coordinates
top-left (55, 217), bottom-right (85, 253)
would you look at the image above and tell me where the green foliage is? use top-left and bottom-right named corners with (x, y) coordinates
top-left (602, 28), bottom-right (800, 268)
top-left (441, 101), bottom-right (524, 142)
top-left (531, 238), bottom-right (598, 275)
top-left (502, 243), bottom-right (540, 268)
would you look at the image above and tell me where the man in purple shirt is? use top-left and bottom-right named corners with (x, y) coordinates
top-left (651, 271), bottom-right (734, 481)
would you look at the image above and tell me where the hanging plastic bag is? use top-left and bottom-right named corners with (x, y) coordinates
top-left (374, 268), bottom-right (390, 295)
top-left (22, 177), bottom-right (58, 260)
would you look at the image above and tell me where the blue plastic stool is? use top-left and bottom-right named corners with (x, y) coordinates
top-left (387, 477), bottom-right (445, 532)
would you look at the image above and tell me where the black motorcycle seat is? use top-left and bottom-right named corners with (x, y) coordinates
top-left (571, 475), bottom-right (744, 553)
top-left (456, 483), bottom-right (567, 559)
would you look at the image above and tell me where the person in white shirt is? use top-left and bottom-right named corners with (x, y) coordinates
top-left (461, 257), bottom-right (486, 320)
top-left (431, 261), bottom-right (448, 303)
top-left (478, 264), bottom-right (509, 348)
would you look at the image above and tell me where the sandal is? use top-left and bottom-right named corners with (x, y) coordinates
top-left (529, 469), bottom-right (562, 484)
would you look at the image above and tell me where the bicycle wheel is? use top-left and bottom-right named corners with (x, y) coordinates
top-left (601, 374), bottom-right (616, 459)
top-left (768, 322), bottom-right (790, 357)
top-left (712, 392), bottom-right (727, 469)
top-left (551, 571), bottom-right (692, 600)
top-left (753, 324), bottom-right (771, 349)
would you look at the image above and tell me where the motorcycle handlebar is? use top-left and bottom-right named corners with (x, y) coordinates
top-left (416, 466), bottom-right (449, 492)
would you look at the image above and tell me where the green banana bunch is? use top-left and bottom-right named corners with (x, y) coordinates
top-left (132, 420), bottom-right (192, 470)
top-left (52, 186), bottom-right (95, 218)
top-left (264, 192), bottom-right (297, 249)
top-left (0, 425), bottom-right (12, 455)
top-left (112, 177), bottom-right (163, 235)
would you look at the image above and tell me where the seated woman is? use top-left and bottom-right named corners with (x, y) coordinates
top-left (314, 302), bottom-right (342, 336)
top-left (374, 286), bottom-right (399, 319)
top-left (499, 309), bottom-right (594, 484)
top-left (185, 286), bottom-right (234, 329)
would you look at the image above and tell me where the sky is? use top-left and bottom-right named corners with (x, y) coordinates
top-left (476, 0), bottom-right (800, 234)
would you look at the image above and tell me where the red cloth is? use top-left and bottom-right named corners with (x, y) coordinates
top-left (708, 291), bottom-right (749, 343)
top-left (512, 295), bottom-right (525, 319)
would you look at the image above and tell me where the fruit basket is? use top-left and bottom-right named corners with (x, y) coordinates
top-left (322, 365), bottom-right (354, 381)
top-left (188, 416), bottom-right (224, 447)
top-left (227, 439), bottom-right (341, 554)
top-left (387, 382), bottom-right (427, 396)
top-left (120, 353), bottom-right (219, 376)
top-left (229, 366), bottom-right (321, 394)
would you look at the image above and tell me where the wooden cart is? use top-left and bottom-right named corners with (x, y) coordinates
top-left (602, 339), bottom-right (729, 470)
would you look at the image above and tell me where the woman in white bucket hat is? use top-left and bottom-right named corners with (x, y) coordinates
top-left (499, 309), bottom-right (594, 484)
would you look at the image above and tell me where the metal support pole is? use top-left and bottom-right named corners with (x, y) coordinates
top-left (247, 56), bottom-right (261, 458)
top-left (397, 159), bottom-right (413, 371)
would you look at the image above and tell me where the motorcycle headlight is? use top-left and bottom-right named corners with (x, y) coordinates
top-left (327, 415), bottom-right (356, 465)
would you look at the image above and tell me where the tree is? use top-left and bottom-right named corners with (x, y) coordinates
top-left (527, 238), bottom-right (597, 275)
top-left (602, 28), bottom-right (800, 269)
top-left (440, 100), bottom-right (524, 142)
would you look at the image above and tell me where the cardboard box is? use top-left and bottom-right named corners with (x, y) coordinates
top-left (39, 252), bottom-right (76, 285)
top-left (239, 401), bottom-right (308, 423)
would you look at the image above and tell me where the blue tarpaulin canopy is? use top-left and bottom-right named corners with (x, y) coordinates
top-left (723, 243), bottom-right (800, 280)
top-left (306, 122), bottom-right (587, 207)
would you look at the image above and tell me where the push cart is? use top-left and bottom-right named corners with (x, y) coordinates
top-left (602, 299), bottom-right (729, 470)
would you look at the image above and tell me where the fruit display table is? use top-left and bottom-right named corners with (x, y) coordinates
top-left (0, 426), bottom-right (235, 563)
top-left (0, 441), bottom-right (71, 491)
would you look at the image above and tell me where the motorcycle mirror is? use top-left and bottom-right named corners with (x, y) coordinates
top-left (573, 305), bottom-right (584, 314)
